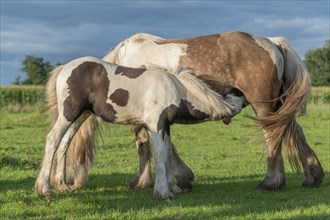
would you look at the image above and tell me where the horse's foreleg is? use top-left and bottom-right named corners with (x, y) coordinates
top-left (53, 112), bottom-right (91, 191)
top-left (170, 146), bottom-right (194, 192)
top-left (35, 117), bottom-right (72, 197)
top-left (166, 141), bottom-right (183, 194)
top-left (132, 125), bottom-right (194, 192)
top-left (129, 125), bottom-right (153, 189)
top-left (150, 131), bottom-right (174, 200)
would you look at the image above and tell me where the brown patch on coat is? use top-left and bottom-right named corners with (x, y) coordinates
top-left (157, 99), bottom-right (209, 138)
top-left (64, 61), bottom-right (117, 122)
top-left (115, 65), bottom-right (146, 78)
top-left (109, 88), bottom-right (129, 107)
top-left (157, 32), bottom-right (280, 104)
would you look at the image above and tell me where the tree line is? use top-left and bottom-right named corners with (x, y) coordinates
top-left (16, 40), bottom-right (330, 86)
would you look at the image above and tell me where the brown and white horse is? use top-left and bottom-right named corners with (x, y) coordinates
top-left (35, 56), bottom-right (243, 200)
top-left (51, 31), bottom-right (324, 192)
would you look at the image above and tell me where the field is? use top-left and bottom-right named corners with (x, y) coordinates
top-left (0, 104), bottom-right (329, 219)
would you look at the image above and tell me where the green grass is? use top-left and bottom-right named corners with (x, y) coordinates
top-left (0, 105), bottom-right (329, 219)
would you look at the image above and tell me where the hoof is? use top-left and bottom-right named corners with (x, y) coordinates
top-left (302, 162), bottom-right (324, 188)
top-left (35, 184), bottom-right (53, 197)
top-left (129, 179), bottom-right (139, 189)
top-left (52, 177), bottom-right (74, 192)
top-left (153, 191), bottom-right (174, 201)
top-left (223, 116), bottom-right (231, 125)
top-left (256, 179), bottom-right (285, 191)
top-left (42, 190), bottom-right (54, 197)
top-left (302, 179), bottom-right (322, 188)
top-left (57, 182), bottom-right (73, 192)
top-left (129, 175), bottom-right (153, 189)
top-left (170, 184), bottom-right (183, 194)
top-left (52, 180), bottom-right (81, 191)
top-left (65, 177), bottom-right (85, 191)
top-left (175, 168), bottom-right (194, 192)
top-left (177, 181), bottom-right (193, 192)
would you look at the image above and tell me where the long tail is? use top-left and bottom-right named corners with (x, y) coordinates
top-left (47, 65), bottom-right (100, 189)
top-left (258, 37), bottom-right (311, 170)
top-left (46, 66), bottom-right (62, 124)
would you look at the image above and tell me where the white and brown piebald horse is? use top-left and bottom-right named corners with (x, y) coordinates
top-left (51, 31), bottom-right (324, 192)
top-left (35, 56), bottom-right (243, 200)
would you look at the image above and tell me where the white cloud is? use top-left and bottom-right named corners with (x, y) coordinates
top-left (1, 1), bottom-right (329, 85)
top-left (254, 17), bottom-right (329, 34)
top-left (253, 16), bottom-right (329, 58)
top-left (1, 16), bottom-right (107, 55)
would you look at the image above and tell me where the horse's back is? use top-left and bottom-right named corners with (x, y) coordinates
top-left (160, 31), bottom-right (284, 102)
top-left (116, 31), bottom-right (284, 103)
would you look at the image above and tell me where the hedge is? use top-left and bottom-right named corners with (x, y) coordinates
top-left (0, 86), bottom-right (329, 112)
top-left (0, 86), bottom-right (46, 112)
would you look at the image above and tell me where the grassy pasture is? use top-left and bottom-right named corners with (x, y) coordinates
top-left (0, 104), bottom-right (329, 219)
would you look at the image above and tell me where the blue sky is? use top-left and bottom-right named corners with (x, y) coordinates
top-left (1, 0), bottom-right (329, 85)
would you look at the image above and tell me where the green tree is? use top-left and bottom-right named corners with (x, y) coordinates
top-left (304, 40), bottom-right (330, 86)
top-left (21, 55), bottom-right (53, 85)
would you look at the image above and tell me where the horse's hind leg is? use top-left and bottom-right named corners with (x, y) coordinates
top-left (287, 120), bottom-right (324, 187)
top-left (35, 116), bottom-right (72, 196)
top-left (60, 115), bottom-right (100, 190)
top-left (253, 103), bottom-right (286, 190)
top-left (257, 141), bottom-right (285, 190)
top-left (53, 112), bottom-right (92, 191)
top-left (129, 125), bottom-right (153, 189)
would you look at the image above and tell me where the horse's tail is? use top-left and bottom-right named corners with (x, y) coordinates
top-left (258, 37), bottom-right (311, 170)
top-left (46, 65), bottom-right (62, 125)
top-left (47, 66), bottom-right (100, 189)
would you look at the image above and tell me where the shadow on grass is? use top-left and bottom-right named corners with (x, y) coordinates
top-left (1, 172), bottom-right (329, 219)
top-left (77, 172), bottom-right (330, 218)
top-left (0, 177), bottom-right (36, 192)
top-left (0, 155), bottom-right (39, 170)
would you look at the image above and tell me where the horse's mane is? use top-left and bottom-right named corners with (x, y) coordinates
top-left (102, 42), bottom-right (123, 63)
top-left (129, 33), bottom-right (163, 43)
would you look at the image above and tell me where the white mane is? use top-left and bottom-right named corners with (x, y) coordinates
top-left (128, 33), bottom-right (163, 43)
top-left (175, 69), bottom-right (242, 120)
top-left (102, 42), bottom-right (123, 63)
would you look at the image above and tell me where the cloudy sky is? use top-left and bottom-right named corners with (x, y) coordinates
top-left (1, 0), bottom-right (329, 85)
